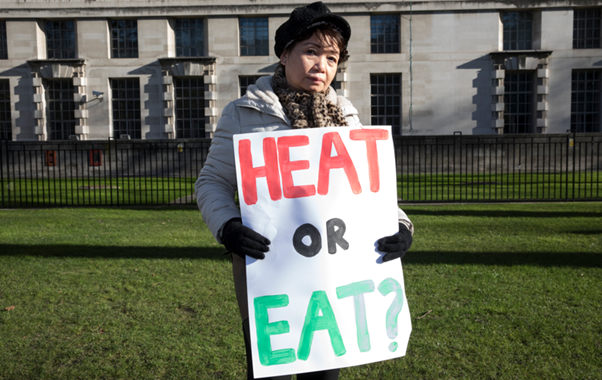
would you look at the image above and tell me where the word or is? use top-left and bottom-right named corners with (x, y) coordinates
top-left (238, 129), bottom-right (389, 205)
top-left (254, 277), bottom-right (403, 367)
top-left (293, 218), bottom-right (348, 257)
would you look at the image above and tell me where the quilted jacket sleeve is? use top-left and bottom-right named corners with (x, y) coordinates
top-left (195, 102), bottom-right (243, 243)
top-left (398, 208), bottom-right (414, 235)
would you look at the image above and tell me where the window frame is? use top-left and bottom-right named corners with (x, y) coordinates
top-left (571, 69), bottom-right (601, 133)
top-left (370, 73), bottom-right (402, 136)
top-left (175, 18), bottom-right (205, 57)
top-left (573, 8), bottom-right (601, 49)
top-left (174, 76), bottom-right (206, 138)
top-left (45, 20), bottom-right (76, 59)
top-left (110, 19), bottom-right (139, 59)
top-left (0, 21), bottom-right (7, 60)
top-left (239, 75), bottom-right (267, 97)
top-left (239, 17), bottom-right (269, 56)
top-left (110, 78), bottom-right (142, 139)
top-left (0, 78), bottom-right (11, 140)
top-left (45, 78), bottom-right (76, 141)
top-left (370, 14), bottom-right (401, 54)
top-left (503, 71), bottom-right (536, 134)
top-left (502, 11), bottom-right (534, 51)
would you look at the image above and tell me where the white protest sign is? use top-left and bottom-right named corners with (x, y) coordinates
top-left (233, 126), bottom-right (411, 378)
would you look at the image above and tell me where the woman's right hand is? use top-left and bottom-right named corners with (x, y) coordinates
top-left (221, 218), bottom-right (271, 260)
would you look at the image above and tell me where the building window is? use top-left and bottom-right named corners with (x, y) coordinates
top-left (174, 77), bottom-right (205, 138)
top-left (175, 19), bottom-right (204, 57)
top-left (110, 19), bottom-right (138, 58)
top-left (111, 78), bottom-right (141, 139)
top-left (370, 74), bottom-right (402, 136)
top-left (0, 79), bottom-right (10, 140)
top-left (573, 9), bottom-right (601, 49)
top-left (239, 17), bottom-right (269, 56)
top-left (571, 70), bottom-right (601, 133)
top-left (0, 21), bottom-right (7, 60)
top-left (503, 12), bottom-right (533, 51)
top-left (371, 15), bottom-right (400, 54)
top-left (239, 75), bottom-right (265, 97)
top-left (46, 79), bottom-right (76, 140)
top-left (504, 72), bottom-right (534, 134)
top-left (45, 20), bottom-right (76, 59)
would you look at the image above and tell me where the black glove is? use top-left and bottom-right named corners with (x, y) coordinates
top-left (221, 218), bottom-right (271, 260)
top-left (377, 223), bottom-right (413, 262)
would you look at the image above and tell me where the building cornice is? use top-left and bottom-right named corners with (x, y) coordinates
top-left (3, 1), bottom-right (601, 18)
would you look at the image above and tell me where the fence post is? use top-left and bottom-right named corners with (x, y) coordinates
top-left (565, 130), bottom-right (570, 201)
top-left (108, 138), bottom-right (113, 207)
top-left (0, 140), bottom-right (5, 208)
top-left (572, 130), bottom-right (577, 201)
top-left (453, 132), bottom-right (462, 201)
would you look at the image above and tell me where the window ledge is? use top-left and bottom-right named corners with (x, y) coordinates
top-left (27, 58), bottom-right (86, 66)
top-left (489, 50), bottom-right (553, 59)
top-left (158, 57), bottom-right (217, 65)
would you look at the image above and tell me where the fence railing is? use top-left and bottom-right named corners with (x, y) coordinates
top-left (393, 132), bottom-right (601, 202)
top-left (1, 132), bottom-right (601, 208)
top-left (0, 139), bottom-right (211, 207)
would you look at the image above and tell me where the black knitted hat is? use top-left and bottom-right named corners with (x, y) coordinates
top-left (274, 2), bottom-right (351, 58)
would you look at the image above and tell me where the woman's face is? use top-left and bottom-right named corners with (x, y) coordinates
top-left (280, 32), bottom-right (340, 94)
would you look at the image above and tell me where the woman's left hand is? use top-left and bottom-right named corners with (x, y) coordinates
top-left (377, 223), bottom-right (413, 262)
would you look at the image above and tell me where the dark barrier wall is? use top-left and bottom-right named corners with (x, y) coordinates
top-left (0, 139), bottom-right (211, 179)
top-left (1, 132), bottom-right (601, 207)
top-left (394, 133), bottom-right (602, 173)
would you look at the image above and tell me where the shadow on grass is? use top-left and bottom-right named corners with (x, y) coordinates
top-left (0, 244), bottom-right (229, 260)
top-left (404, 250), bottom-right (602, 268)
top-left (1, 245), bottom-right (600, 268)
top-left (568, 230), bottom-right (602, 235)
top-left (403, 209), bottom-right (602, 218)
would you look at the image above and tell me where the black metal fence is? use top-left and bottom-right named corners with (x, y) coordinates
top-left (393, 132), bottom-right (602, 202)
top-left (1, 132), bottom-right (601, 208)
top-left (0, 139), bottom-right (211, 207)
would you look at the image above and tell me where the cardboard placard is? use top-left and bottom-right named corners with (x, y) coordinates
top-left (233, 126), bottom-right (411, 378)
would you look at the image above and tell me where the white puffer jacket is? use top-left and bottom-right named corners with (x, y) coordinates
top-left (195, 75), bottom-right (413, 242)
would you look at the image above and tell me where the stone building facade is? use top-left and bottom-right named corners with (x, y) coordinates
top-left (0, 0), bottom-right (600, 141)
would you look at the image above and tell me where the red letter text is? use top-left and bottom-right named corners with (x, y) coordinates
top-left (318, 132), bottom-right (361, 196)
top-left (350, 129), bottom-right (388, 193)
top-left (238, 138), bottom-right (282, 205)
top-left (278, 135), bottom-right (316, 199)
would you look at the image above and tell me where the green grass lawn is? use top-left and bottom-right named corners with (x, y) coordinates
top-left (2, 171), bottom-right (601, 208)
top-left (0, 204), bottom-right (601, 379)
top-left (398, 172), bottom-right (602, 202)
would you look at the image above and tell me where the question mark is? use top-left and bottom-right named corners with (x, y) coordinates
top-left (378, 277), bottom-right (404, 352)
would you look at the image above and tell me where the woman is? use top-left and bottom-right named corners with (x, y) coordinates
top-left (195, 3), bottom-right (414, 379)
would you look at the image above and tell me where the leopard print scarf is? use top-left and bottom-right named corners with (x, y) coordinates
top-left (271, 65), bottom-right (349, 129)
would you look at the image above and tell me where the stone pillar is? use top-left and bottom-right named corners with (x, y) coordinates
top-left (31, 76), bottom-right (45, 140)
top-left (536, 65), bottom-right (549, 133)
top-left (204, 72), bottom-right (217, 136)
top-left (73, 67), bottom-right (88, 140)
top-left (491, 65), bottom-right (505, 134)
top-left (162, 74), bottom-right (175, 139)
